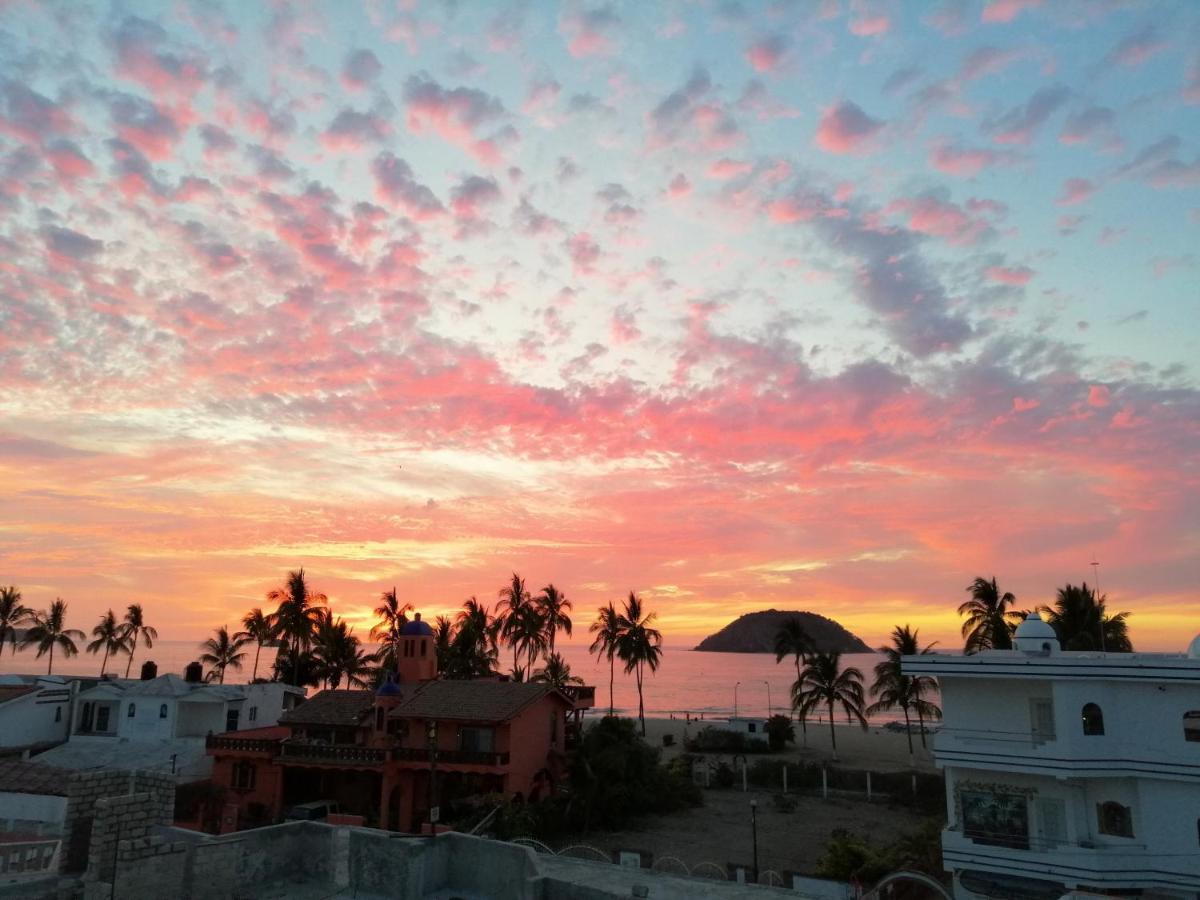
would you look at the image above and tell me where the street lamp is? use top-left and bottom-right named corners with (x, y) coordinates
top-left (750, 799), bottom-right (759, 884)
top-left (734, 681), bottom-right (741, 718)
top-left (762, 680), bottom-right (772, 718)
top-left (426, 719), bottom-right (439, 829)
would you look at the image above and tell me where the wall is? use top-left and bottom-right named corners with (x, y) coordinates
top-left (939, 677), bottom-right (1052, 743)
top-left (59, 770), bottom-right (175, 874)
top-left (1051, 678), bottom-right (1200, 765)
top-left (118, 698), bottom-right (174, 741)
top-left (240, 683), bottom-right (303, 729)
top-left (507, 695), bottom-right (567, 798)
top-left (176, 700), bottom-right (227, 737)
top-left (0, 684), bottom-right (71, 749)
top-left (0, 792), bottom-right (68, 835)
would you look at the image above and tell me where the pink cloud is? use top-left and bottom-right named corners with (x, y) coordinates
top-left (45, 140), bottom-right (94, 182)
top-left (849, 14), bottom-right (891, 37)
top-left (342, 49), bottom-right (383, 90)
top-left (985, 265), bottom-right (1033, 285)
top-left (1088, 385), bottom-right (1111, 408)
top-left (565, 232), bottom-right (600, 274)
top-left (402, 75), bottom-right (507, 165)
top-left (707, 158), bottom-right (753, 179)
top-left (1105, 26), bottom-right (1167, 68)
top-left (1057, 177), bottom-right (1095, 206)
top-left (667, 173), bottom-right (691, 199)
top-left (1012, 397), bottom-right (1040, 412)
top-left (981, 0), bottom-right (1042, 24)
top-left (745, 34), bottom-right (789, 72)
top-left (814, 101), bottom-right (883, 154)
top-left (559, 5), bottom-right (620, 58)
top-left (888, 194), bottom-right (995, 245)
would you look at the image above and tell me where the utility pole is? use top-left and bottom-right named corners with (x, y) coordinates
top-left (734, 681), bottom-right (740, 718)
top-left (1091, 558), bottom-right (1105, 652)
top-left (750, 799), bottom-right (759, 884)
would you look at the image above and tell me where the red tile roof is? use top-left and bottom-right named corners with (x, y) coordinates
top-left (389, 680), bottom-right (567, 723)
top-left (278, 690), bottom-right (378, 727)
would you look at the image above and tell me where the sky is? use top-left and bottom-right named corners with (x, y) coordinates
top-left (0, 0), bottom-right (1197, 653)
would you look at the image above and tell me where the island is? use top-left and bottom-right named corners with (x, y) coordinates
top-left (693, 609), bottom-right (872, 654)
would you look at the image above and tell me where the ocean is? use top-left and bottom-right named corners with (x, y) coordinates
top-left (0, 640), bottom-right (908, 723)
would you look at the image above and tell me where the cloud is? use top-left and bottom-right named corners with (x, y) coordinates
top-left (322, 107), bottom-right (393, 151)
top-left (960, 45), bottom-right (1021, 81)
top-left (887, 192), bottom-right (998, 245)
top-left (109, 93), bottom-right (183, 160)
top-left (0, 80), bottom-right (74, 144)
top-left (1117, 136), bottom-right (1200, 188)
top-left (565, 232), bottom-right (601, 274)
top-left (559, 4), bottom-right (620, 58)
top-left (1103, 25), bottom-right (1167, 68)
top-left (746, 34), bottom-right (790, 73)
top-left (815, 101), bottom-right (883, 154)
top-left (930, 142), bottom-right (1017, 177)
top-left (1059, 105), bottom-right (1120, 150)
top-left (985, 264), bottom-right (1033, 285)
top-left (342, 49), bottom-right (383, 89)
top-left (402, 74), bottom-right (508, 165)
top-left (987, 85), bottom-right (1069, 145)
top-left (450, 174), bottom-right (502, 221)
top-left (1056, 177), bottom-right (1095, 206)
top-left (41, 225), bottom-right (104, 260)
top-left (648, 68), bottom-right (741, 153)
top-left (45, 140), bottom-right (94, 182)
top-left (981, 0), bottom-right (1042, 24)
top-left (371, 152), bottom-right (443, 219)
top-left (198, 124), bottom-right (237, 157)
top-left (111, 15), bottom-right (208, 100)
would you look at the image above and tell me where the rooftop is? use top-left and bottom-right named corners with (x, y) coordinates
top-left (390, 680), bottom-right (568, 723)
top-left (0, 759), bottom-right (70, 796)
top-left (279, 690), bottom-right (378, 727)
top-left (903, 648), bottom-right (1200, 682)
top-left (0, 685), bottom-right (37, 706)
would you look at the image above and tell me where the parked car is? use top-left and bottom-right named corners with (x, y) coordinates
top-left (284, 800), bottom-right (339, 821)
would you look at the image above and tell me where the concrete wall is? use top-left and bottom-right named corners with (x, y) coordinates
top-left (120, 698), bottom-right (175, 740)
top-left (0, 791), bottom-right (68, 835)
top-left (0, 684), bottom-right (71, 749)
top-left (59, 769), bottom-right (175, 874)
top-left (240, 683), bottom-right (302, 728)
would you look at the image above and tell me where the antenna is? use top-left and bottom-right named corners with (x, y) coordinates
top-left (1090, 557), bottom-right (1105, 652)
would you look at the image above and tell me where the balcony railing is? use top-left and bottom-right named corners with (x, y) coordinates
top-left (280, 741), bottom-right (388, 765)
top-left (392, 747), bottom-right (511, 766)
top-left (562, 685), bottom-right (596, 708)
top-left (206, 734), bottom-right (281, 754)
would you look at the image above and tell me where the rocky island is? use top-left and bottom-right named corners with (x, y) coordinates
top-left (694, 609), bottom-right (872, 653)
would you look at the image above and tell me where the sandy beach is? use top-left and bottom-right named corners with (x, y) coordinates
top-left (636, 716), bottom-right (939, 773)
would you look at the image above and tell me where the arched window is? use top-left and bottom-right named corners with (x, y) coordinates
top-left (1097, 801), bottom-right (1133, 838)
top-left (159, 703), bottom-right (168, 719)
top-left (1184, 710), bottom-right (1200, 743)
top-left (127, 703), bottom-right (136, 718)
top-left (1081, 703), bottom-right (1104, 736)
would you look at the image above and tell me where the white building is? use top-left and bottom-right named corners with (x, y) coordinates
top-left (904, 616), bottom-right (1200, 900)
top-left (0, 678), bottom-right (77, 754)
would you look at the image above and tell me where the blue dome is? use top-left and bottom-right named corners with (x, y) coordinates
top-left (376, 673), bottom-right (402, 697)
top-left (401, 614), bottom-right (434, 636)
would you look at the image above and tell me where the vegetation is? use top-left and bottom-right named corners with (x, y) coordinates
top-left (237, 608), bottom-right (274, 681)
top-left (535, 584), bottom-right (572, 653)
top-left (791, 651), bottom-right (867, 759)
top-left (765, 713), bottom-right (796, 751)
top-left (958, 576), bottom-right (1021, 653)
top-left (23, 599), bottom-right (85, 674)
top-left (267, 568), bottom-right (327, 685)
top-left (774, 616), bottom-right (813, 742)
top-left (532, 652), bottom-right (583, 690)
top-left (310, 610), bottom-right (371, 688)
top-left (588, 601), bottom-right (622, 716)
top-left (121, 603), bottom-right (159, 678)
top-left (0, 586), bottom-right (31, 660)
top-left (1041, 582), bottom-right (1132, 651)
top-left (87, 609), bottom-right (130, 676)
top-left (614, 592), bottom-right (663, 736)
top-left (815, 821), bottom-right (945, 892)
top-left (684, 725), bottom-right (770, 754)
top-left (369, 587), bottom-right (411, 673)
top-left (199, 626), bottom-right (249, 684)
top-left (867, 625), bottom-right (941, 756)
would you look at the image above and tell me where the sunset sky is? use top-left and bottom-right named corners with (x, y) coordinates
top-left (1, 0), bottom-right (1197, 652)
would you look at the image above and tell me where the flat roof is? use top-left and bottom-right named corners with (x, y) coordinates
top-left (903, 650), bottom-right (1200, 683)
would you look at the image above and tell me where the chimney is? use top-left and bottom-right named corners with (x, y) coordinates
top-left (184, 661), bottom-right (203, 683)
top-left (139, 661), bottom-right (158, 680)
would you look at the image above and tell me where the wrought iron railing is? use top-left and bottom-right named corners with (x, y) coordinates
top-left (205, 734), bottom-right (281, 753)
top-left (279, 742), bottom-right (388, 765)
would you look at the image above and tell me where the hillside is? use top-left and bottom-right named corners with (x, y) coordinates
top-left (693, 610), bottom-right (872, 654)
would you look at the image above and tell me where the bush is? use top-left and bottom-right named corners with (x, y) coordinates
top-left (816, 821), bottom-right (945, 892)
top-left (684, 726), bottom-right (771, 754)
top-left (765, 715), bottom-right (795, 751)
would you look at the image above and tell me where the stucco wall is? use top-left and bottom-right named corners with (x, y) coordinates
top-left (0, 687), bottom-right (71, 749)
top-left (0, 792), bottom-right (68, 835)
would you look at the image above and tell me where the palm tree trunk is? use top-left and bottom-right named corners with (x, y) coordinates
top-left (828, 697), bottom-right (837, 757)
top-left (902, 705), bottom-right (913, 762)
top-left (126, 634), bottom-right (137, 678)
top-left (917, 704), bottom-right (927, 748)
top-left (100, 646), bottom-right (109, 676)
top-left (47, 643), bottom-right (54, 675)
top-left (637, 663), bottom-right (646, 736)
top-left (252, 642), bottom-right (261, 681)
top-left (608, 654), bottom-right (615, 717)
top-left (796, 658), bottom-right (807, 746)
top-left (293, 636), bottom-right (302, 686)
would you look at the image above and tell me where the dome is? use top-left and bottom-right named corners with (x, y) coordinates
top-left (376, 673), bottom-right (402, 697)
top-left (1187, 634), bottom-right (1200, 660)
top-left (1014, 612), bottom-right (1059, 654)
top-left (400, 612), bottom-right (434, 636)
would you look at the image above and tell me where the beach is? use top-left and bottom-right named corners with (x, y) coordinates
top-left (637, 716), bottom-right (939, 773)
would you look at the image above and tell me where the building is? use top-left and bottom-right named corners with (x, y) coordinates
top-left (30, 673), bottom-right (303, 782)
top-left (0, 678), bottom-right (77, 758)
top-left (207, 613), bottom-right (594, 833)
top-left (904, 615), bottom-right (1200, 900)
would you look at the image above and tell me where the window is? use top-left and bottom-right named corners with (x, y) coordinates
top-left (961, 790), bottom-right (1030, 850)
top-left (459, 727), bottom-right (495, 753)
top-left (79, 702), bottom-right (94, 732)
top-left (1097, 801), bottom-right (1134, 838)
top-left (420, 640), bottom-right (427, 657)
top-left (1082, 703), bottom-right (1104, 736)
top-left (226, 709), bottom-right (240, 732)
top-left (128, 703), bottom-right (136, 718)
top-left (54, 707), bottom-right (61, 723)
top-left (159, 704), bottom-right (168, 719)
top-left (95, 705), bottom-right (111, 733)
top-left (248, 706), bottom-right (258, 722)
top-left (1184, 711), bottom-right (1200, 743)
top-left (748, 722), bottom-right (757, 733)
top-left (232, 762), bottom-right (256, 791)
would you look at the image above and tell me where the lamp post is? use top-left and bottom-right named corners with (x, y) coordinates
top-left (734, 681), bottom-right (741, 718)
top-left (762, 680), bottom-right (772, 718)
top-left (427, 719), bottom-right (438, 829)
top-left (750, 799), bottom-right (759, 884)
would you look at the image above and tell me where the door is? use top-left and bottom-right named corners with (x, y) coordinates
top-left (1035, 797), bottom-right (1067, 849)
top-left (1030, 699), bottom-right (1055, 745)
top-left (95, 705), bottom-right (111, 733)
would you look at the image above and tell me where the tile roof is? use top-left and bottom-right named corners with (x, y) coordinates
top-left (0, 759), bottom-right (70, 796)
top-left (278, 690), bottom-right (378, 727)
top-left (0, 685), bottom-right (37, 706)
top-left (389, 680), bottom-right (567, 723)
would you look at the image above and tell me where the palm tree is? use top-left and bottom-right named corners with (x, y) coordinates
top-left (958, 576), bottom-right (1022, 653)
top-left (867, 625), bottom-right (941, 760)
top-left (450, 597), bottom-right (500, 678)
top-left (791, 651), bottom-right (867, 759)
top-left (497, 572), bottom-right (532, 674)
top-left (535, 584), bottom-right (572, 653)
top-left (774, 616), bottom-right (813, 744)
top-left (507, 602), bottom-right (547, 680)
top-left (1041, 583), bottom-right (1132, 652)
top-left (23, 599), bottom-right (84, 675)
top-left (0, 586), bottom-right (31, 660)
top-left (370, 587), bottom-right (412, 668)
top-left (311, 610), bottom-right (370, 689)
top-left (267, 568), bottom-right (327, 685)
top-left (589, 602), bottom-right (622, 716)
top-left (122, 604), bottom-right (159, 678)
top-left (615, 591), bottom-right (662, 736)
top-left (199, 626), bottom-right (250, 684)
top-left (533, 652), bottom-right (584, 691)
top-left (87, 609), bottom-right (129, 676)
top-left (237, 607), bottom-right (275, 681)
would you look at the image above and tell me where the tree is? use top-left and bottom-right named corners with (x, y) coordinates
top-left (267, 568), bottom-right (327, 685)
top-left (200, 626), bottom-right (249, 684)
top-left (765, 714), bottom-right (796, 751)
top-left (497, 573), bottom-right (533, 675)
top-left (774, 616), bottom-right (813, 744)
top-left (589, 602), bottom-right (622, 717)
top-left (615, 592), bottom-right (662, 736)
top-left (533, 652), bottom-right (584, 691)
top-left (23, 599), bottom-right (84, 675)
top-left (958, 577), bottom-right (1021, 653)
top-left (506, 602), bottom-right (547, 680)
top-left (311, 610), bottom-right (370, 689)
top-left (792, 651), bottom-right (866, 759)
top-left (369, 587), bottom-right (412, 670)
top-left (535, 584), bottom-right (572, 653)
top-left (87, 609), bottom-right (129, 676)
top-left (237, 607), bottom-right (275, 682)
top-left (122, 604), bottom-right (159, 678)
top-left (0, 586), bottom-right (31, 660)
top-left (448, 597), bottom-right (500, 678)
top-left (1041, 583), bottom-right (1132, 652)
top-left (867, 625), bottom-right (941, 759)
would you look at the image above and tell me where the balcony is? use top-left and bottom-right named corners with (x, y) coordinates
top-left (942, 827), bottom-right (1199, 893)
top-left (392, 747), bottom-right (510, 767)
top-left (279, 741), bottom-right (389, 766)
top-left (562, 685), bottom-right (596, 709)
top-left (206, 734), bottom-right (281, 754)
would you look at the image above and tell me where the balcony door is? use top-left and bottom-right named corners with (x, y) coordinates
top-left (1034, 797), bottom-right (1067, 849)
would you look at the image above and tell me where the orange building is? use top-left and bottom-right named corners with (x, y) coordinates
top-left (207, 614), bottom-right (594, 833)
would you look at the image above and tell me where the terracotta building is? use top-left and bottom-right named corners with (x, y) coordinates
top-left (207, 614), bottom-right (594, 833)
